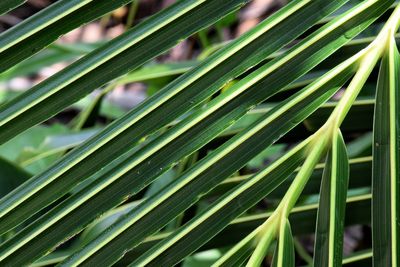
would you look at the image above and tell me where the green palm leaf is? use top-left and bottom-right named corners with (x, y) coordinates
top-left (56, 52), bottom-right (355, 266)
top-left (129, 139), bottom-right (309, 266)
top-left (0, 0), bottom-right (249, 143)
top-left (0, 0), bottom-right (253, 235)
top-left (270, 220), bottom-right (295, 267)
top-left (1, 0), bottom-right (400, 266)
top-left (1, 0), bottom-right (386, 264)
top-left (0, 0), bottom-right (136, 72)
top-left (0, 0), bottom-right (352, 237)
top-left (0, 0), bottom-right (25, 16)
top-left (372, 22), bottom-right (400, 266)
top-left (314, 130), bottom-right (349, 267)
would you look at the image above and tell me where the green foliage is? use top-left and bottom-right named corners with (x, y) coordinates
top-left (0, 0), bottom-right (399, 266)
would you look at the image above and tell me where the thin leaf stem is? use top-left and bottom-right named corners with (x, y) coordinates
top-left (329, 3), bottom-right (400, 128)
top-left (382, 3), bottom-right (400, 36)
top-left (246, 216), bottom-right (278, 267)
top-left (278, 133), bottom-right (330, 218)
top-left (294, 237), bottom-right (313, 265)
top-left (126, 1), bottom-right (139, 29)
top-left (328, 45), bottom-right (382, 129)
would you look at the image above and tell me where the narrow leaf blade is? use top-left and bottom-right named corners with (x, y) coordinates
top-left (314, 129), bottom-right (349, 267)
top-left (0, 0), bottom-right (25, 16)
top-left (272, 220), bottom-right (295, 267)
top-left (372, 36), bottom-right (400, 266)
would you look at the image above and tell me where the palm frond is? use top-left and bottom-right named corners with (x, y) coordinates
top-left (0, 0), bottom-right (400, 266)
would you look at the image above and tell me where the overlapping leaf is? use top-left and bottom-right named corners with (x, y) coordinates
top-left (0, 0), bottom-right (249, 143)
top-left (0, 0), bottom-right (398, 266)
top-left (0, 0), bottom-right (135, 72)
top-left (0, 0), bottom-right (352, 238)
top-left (59, 50), bottom-right (357, 266)
top-left (0, 0), bottom-right (255, 235)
